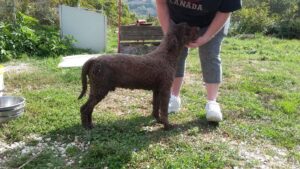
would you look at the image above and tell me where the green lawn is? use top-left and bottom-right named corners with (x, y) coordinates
top-left (0, 34), bottom-right (299, 168)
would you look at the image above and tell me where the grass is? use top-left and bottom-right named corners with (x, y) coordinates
top-left (0, 33), bottom-right (299, 168)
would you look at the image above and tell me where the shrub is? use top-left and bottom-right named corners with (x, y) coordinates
top-left (269, 18), bottom-right (300, 39)
top-left (230, 0), bottom-right (300, 39)
top-left (0, 12), bottom-right (75, 62)
top-left (267, 0), bottom-right (300, 39)
top-left (269, 0), bottom-right (300, 16)
top-left (231, 5), bottom-right (275, 34)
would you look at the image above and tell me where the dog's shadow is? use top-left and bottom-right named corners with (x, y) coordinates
top-left (47, 115), bottom-right (219, 168)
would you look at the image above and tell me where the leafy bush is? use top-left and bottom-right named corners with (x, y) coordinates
top-left (0, 12), bottom-right (75, 62)
top-left (230, 0), bottom-right (300, 39)
top-left (231, 5), bottom-right (276, 34)
top-left (269, 0), bottom-right (299, 15)
top-left (266, 0), bottom-right (300, 39)
top-left (269, 18), bottom-right (300, 39)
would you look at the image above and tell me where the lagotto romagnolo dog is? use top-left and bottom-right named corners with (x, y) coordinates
top-left (78, 23), bottom-right (199, 130)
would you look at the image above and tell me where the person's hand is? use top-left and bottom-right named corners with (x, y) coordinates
top-left (186, 36), bottom-right (211, 48)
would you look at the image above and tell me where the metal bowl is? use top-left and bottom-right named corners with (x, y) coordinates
top-left (0, 105), bottom-right (25, 117)
top-left (0, 112), bottom-right (24, 123)
top-left (0, 96), bottom-right (25, 123)
top-left (0, 96), bottom-right (25, 111)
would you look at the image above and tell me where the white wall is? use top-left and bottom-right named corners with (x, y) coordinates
top-left (59, 5), bottom-right (107, 53)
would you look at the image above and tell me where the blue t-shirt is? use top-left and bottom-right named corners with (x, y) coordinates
top-left (167, 0), bottom-right (242, 27)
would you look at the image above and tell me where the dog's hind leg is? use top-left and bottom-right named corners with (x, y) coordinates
top-left (80, 96), bottom-right (98, 129)
top-left (152, 89), bottom-right (160, 122)
top-left (80, 89), bottom-right (109, 129)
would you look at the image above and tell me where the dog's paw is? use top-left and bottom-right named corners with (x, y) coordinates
top-left (156, 119), bottom-right (164, 124)
top-left (152, 114), bottom-right (160, 121)
top-left (83, 123), bottom-right (94, 130)
top-left (163, 123), bottom-right (177, 131)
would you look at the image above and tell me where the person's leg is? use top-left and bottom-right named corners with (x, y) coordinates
top-left (171, 77), bottom-right (184, 97)
top-left (206, 83), bottom-right (219, 101)
top-left (168, 48), bottom-right (188, 113)
top-left (199, 26), bottom-right (226, 122)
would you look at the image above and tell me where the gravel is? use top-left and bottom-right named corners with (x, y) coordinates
top-left (0, 134), bottom-right (299, 168)
top-left (229, 140), bottom-right (299, 168)
top-left (0, 134), bottom-right (89, 168)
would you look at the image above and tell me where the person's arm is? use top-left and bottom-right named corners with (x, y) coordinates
top-left (156, 0), bottom-right (170, 35)
top-left (187, 12), bottom-right (231, 48)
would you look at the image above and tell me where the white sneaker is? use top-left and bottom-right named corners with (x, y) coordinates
top-left (168, 95), bottom-right (181, 113)
top-left (205, 101), bottom-right (223, 122)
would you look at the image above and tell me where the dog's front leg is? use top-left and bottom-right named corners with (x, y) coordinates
top-left (158, 90), bottom-right (174, 130)
top-left (152, 89), bottom-right (160, 122)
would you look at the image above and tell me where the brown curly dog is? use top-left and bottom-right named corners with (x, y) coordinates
top-left (78, 23), bottom-right (198, 130)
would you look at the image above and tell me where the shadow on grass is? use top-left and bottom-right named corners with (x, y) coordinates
top-left (45, 115), bottom-right (219, 168)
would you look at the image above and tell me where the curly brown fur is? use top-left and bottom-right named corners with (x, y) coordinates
top-left (79, 23), bottom-right (199, 130)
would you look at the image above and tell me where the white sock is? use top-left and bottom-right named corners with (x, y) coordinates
top-left (207, 100), bottom-right (217, 103)
top-left (171, 94), bottom-right (179, 99)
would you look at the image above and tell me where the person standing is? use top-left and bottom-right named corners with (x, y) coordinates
top-left (155, 0), bottom-right (242, 122)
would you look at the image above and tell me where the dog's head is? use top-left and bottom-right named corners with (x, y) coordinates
top-left (168, 23), bottom-right (199, 45)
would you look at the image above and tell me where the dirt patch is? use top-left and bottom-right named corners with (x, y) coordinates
top-left (4, 63), bottom-right (35, 74)
top-left (94, 88), bottom-right (152, 116)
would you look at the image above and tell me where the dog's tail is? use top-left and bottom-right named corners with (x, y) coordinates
top-left (78, 58), bottom-right (94, 99)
